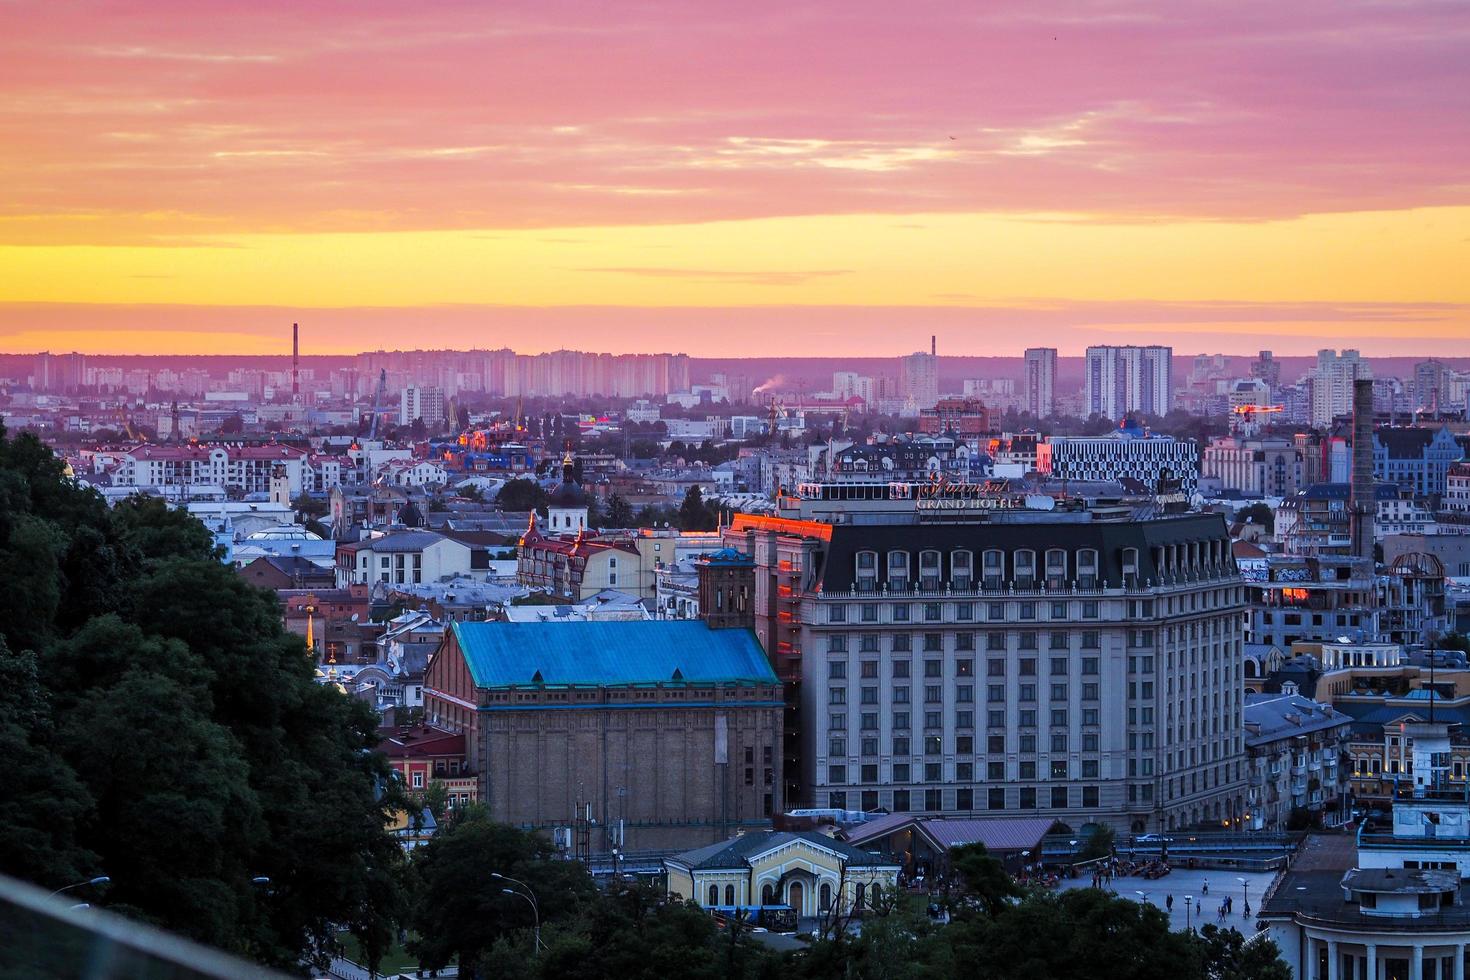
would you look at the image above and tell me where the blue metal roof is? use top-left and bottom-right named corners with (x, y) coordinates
top-left (451, 620), bottom-right (778, 689)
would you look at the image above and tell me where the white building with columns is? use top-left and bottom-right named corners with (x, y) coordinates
top-left (1262, 722), bottom-right (1470, 980)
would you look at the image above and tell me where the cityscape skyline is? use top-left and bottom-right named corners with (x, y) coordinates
top-left (3, 1), bottom-right (1468, 356)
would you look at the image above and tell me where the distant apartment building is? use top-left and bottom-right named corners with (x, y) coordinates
top-left (400, 385), bottom-right (446, 427)
top-left (1046, 420), bottom-right (1200, 495)
top-left (1309, 348), bottom-right (1373, 427)
top-left (1242, 691), bottom-right (1352, 832)
top-left (1373, 426), bottom-right (1467, 500)
top-left (335, 530), bottom-right (474, 587)
top-left (1084, 345), bottom-right (1172, 420)
top-left (1201, 436), bottom-right (1303, 497)
top-left (1412, 359), bottom-right (1459, 414)
top-left (1023, 347), bottom-right (1057, 418)
top-left (107, 443), bottom-right (309, 495)
top-left (899, 343), bottom-right (940, 412)
top-left (1250, 350), bottom-right (1281, 391)
top-left (726, 510), bottom-right (1248, 834)
top-left (832, 371), bottom-right (878, 408)
top-left (917, 398), bottom-right (992, 439)
top-left (32, 351), bottom-right (87, 394)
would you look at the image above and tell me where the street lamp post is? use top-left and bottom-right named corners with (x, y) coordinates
top-left (501, 889), bottom-right (543, 953)
top-left (1237, 876), bottom-right (1251, 916)
top-left (493, 873), bottom-right (544, 954)
top-left (1184, 895), bottom-right (1194, 932)
top-left (50, 876), bottom-right (110, 897)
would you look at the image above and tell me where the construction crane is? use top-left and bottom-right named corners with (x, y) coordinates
top-left (1230, 403), bottom-right (1283, 433)
top-left (367, 368), bottom-right (388, 440)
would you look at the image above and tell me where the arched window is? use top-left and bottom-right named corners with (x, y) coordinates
top-left (725, 884), bottom-right (735, 906)
top-left (761, 883), bottom-right (775, 906)
top-left (1013, 550), bottom-right (1036, 588)
top-left (855, 882), bottom-right (866, 908)
top-left (869, 882), bottom-right (882, 909)
top-left (951, 550), bottom-right (973, 589)
top-left (856, 551), bottom-right (878, 592)
top-left (1077, 549), bottom-right (1099, 588)
top-left (919, 550), bottom-right (941, 588)
top-left (819, 882), bottom-right (832, 911)
top-left (983, 549), bottom-right (1005, 589)
top-left (708, 885), bottom-right (719, 907)
top-left (1044, 548), bottom-right (1067, 588)
top-left (888, 551), bottom-right (910, 588)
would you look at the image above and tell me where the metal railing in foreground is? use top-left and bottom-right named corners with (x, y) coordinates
top-left (0, 872), bottom-right (291, 979)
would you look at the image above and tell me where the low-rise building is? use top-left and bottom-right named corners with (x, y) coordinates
top-left (1243, 691), bottom-right (1353, 831)
top-left (1262, 723), bottom-right (1470, 980)
top-left (665, 830), bottom-right (900, 919)
top-left (423, 619), bottom-right (784, 853)
top-left (335, 530), bottom-right (474, 587)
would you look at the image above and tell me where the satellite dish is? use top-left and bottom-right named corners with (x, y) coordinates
top-left (350, 613), bottom-right (360, 622)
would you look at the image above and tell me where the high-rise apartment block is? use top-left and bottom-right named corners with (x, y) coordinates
top-left (1023, 347), bottom-right (1057, 418)
top-left (899, 339), bottom-right (941, 411)
top-left (1309, 349), bottom-right (1373, 427)
top-left (399, 385), bottom-right (446, 428)
top-left (728, 510), bottom-right (1247, 834)
top-left (1249, 350), bottom-right (1281, 391)
top-left (1084, 345), bottom-right (1173, 420)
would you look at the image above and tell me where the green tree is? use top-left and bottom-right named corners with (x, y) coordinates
top-left (677, 485), bottom-right (717, 531)
top-left (1195, 924), bottom-right (1292, 980)
top-left (1237, 502), bottom-right (1275, 534)
top-left (497, 478), bottom-right (549, 514)
top-left (0, 424), bottom-right (409, 971)
top-left (949, 842), bottom-right (1022, 918)
top-left (605, 493), bottom-right (634, 528)
top-left (408, 811), bottom-right (596, 972)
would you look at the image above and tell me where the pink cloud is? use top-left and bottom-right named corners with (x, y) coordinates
top-left (1, 0), bottom-right (1467, 241)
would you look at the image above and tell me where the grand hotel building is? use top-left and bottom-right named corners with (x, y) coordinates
top-left (728, 504), bottom-right (1248, 834)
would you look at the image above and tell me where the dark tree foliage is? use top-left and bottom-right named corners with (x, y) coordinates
top-left (496, 477), bottom-right (549, 514)
top-left (0, 426), bottom-right (407, 971)
top-left (677, 486), bottom-right (718, 531)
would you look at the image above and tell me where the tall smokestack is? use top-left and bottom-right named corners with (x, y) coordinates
top-left (1349, 377), bottom-right (1375, 561)
top-left (931, 335), bottom-right (936, 357)
top-left (291, 322), bottom-right (300, 400)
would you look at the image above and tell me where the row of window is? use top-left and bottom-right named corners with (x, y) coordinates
top-left (827, 785), bottom-right (1106, 812)
top-left (827, 631), bottom-right (1118, 653)
top-left (828, 601), bottom-right (1106, 624)
top-left (828, 656), bottom-right (1106, 680)
top-left (828, 707), bottom-right (1108, 731)
top-left (831, 732), bottom-right (1103, 757)
top-left (828, 758), bottom-right (1103, 784)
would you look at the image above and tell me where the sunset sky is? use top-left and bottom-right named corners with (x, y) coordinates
top-left (2, 1), bottom-right (1467, 356)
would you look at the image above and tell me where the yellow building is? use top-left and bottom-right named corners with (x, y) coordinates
top-left (664, 830), bottom-right (900, 919)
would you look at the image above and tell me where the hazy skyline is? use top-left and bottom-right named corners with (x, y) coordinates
top-left (3, 1), bottom-right (1467, 356)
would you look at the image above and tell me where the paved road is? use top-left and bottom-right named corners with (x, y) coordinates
top-left (1056, 867), bottom-right (1280, 932)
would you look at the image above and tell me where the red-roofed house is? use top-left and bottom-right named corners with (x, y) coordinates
top-left (516, 518), bottom-right (644, 600)
top-left (379, 724), bottom-right (478, 812)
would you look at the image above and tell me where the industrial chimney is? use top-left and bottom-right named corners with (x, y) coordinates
top-left (1349, 377), bottom-right (1375, 561)
top-left (291, 322), bottom-right (300, 400)
top-left (931, 335), bottom-right (936, 357)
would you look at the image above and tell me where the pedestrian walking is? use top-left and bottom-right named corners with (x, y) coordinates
top-left (1202, 879), bottom-right (1209, 895)
top-left (1166, 894), bottom-right (1174, 912)
top-left (1225, 896), bottom-right (1232, 914)
top-left (1217, 903), bottom-right (1226, 923)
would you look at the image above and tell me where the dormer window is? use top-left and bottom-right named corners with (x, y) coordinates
top-left (1014, 550), bottom-right (1036, 589)
top-left (888, 551), bottom-right (910, 590)
top-left (1045, 549), bottom-right (1067, 588)
top-left (1077, 549), bottom-right (1098, 589)
top-left (856, 551), bottom-right (878, 592)
top-left (951, 550), bottom-right (973, 590)
top-left (919, 550), bottom-right (941, 590)
top-left (983, 550), bottom-right (1004, 590)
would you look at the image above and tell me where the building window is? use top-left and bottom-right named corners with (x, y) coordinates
top-left (829, 661), bottom-right (846, 679)
top-left (925, 762), bottom-right (942, 782)
top-left (893, 762), bottom-right (910, 782)
top-left (893, 789), bottom-right (910, 812)
top-left (989, 788), bottom-right (1006, 810)
top-left (924, 789), bottom-right (942, 812)
top-left (829, 604), bottom-right (847, 623)
top-left (1051, 760), bottom-right (1068, 779)
top-left (1020, 788), bottom-right (1036, 809)
top-left (1051, 786), bottom-right (1068, 809)
top-left (893, 634), bottom-right (912, 652)
top-left (829, 765), bottom-right (846, 784)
